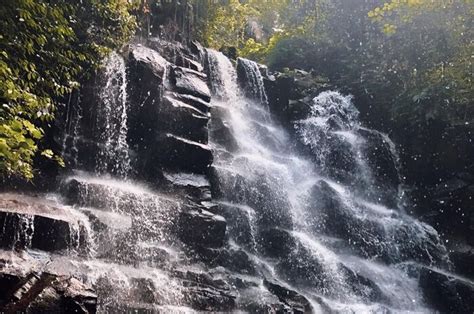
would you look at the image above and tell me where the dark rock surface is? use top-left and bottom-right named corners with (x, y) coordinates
top-left (0, 194), bottom-right (87, 252)
top-left (0, 254), bottom-right (97, 313)
top-left (419, 267), bottom-right (474, 313)
top-left (178, 209), bottom-right (226, 248)
top-left (450, 248), bottom-right (474, 280)
top-left (170, 66), bottom-right (211, 102)
top-left (154, 134), bottom-right (213, 174)
top-left (263, 279), bottom-right (313, 314)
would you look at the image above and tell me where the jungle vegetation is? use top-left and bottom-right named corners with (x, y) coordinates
top-left (1, 0), bottom-right (472, 179)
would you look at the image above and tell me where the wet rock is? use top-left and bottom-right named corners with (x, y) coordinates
top-left (32, 215), bottom-right (78, 252)
top-left (0, 270), bottom-right (96, 313)
top-left (450, 248), bottom-right (474, 280)
top-left (307, 180), bottom-right (447, 265)
top-left (163, 172), bottom-right (212, 202)
top-left (165, 91), bottom-right (212, 114)
top-left (126, 45), bottom-right (168, 155)
top-left (170, 66), bottom-right (211, 102)
top-left (192, 247), bottom-right (257, 275)
top-left (259, 228), bottom-right (296, 258)
top-left (238, 286), bottom-right (289, 313)
top-left (0, 194), bottom-right (85, 252)
top-left (275, 240), bottom-right (326, 288)
top-left (155, 134), bottom-right (213, 174)
top-left (263, 279), bottom-right (313, 313)
top-left (340, 265), bottom-right (387, 303)
top-left (286, 99), bottom-right (313, 121)
top-left (419, 267), bottom-right (474, 313)
top-left (211, 167), bottom-right (293, 230)
top-left (158, 95), bottom-right (209, 143)
top-left (175, 54), bottom-right (204, 72)
top-left (80, 208), bottom-right (133, 260)
top-left (62, 177), bottom-right (179, 215)
top-left (178, 209), bottom-right (226, 248)
top-left (177, 270), bottom-right (236, 311)
top-left (128, 44), bottom-right (169, 83)
top-left (127, 43), bottom-right (169, 121)
top-left (209, 106), bottom-right (239, 153)
top-left (357, 128), bottom-right (400, 207)
top-left (217, 203), bottom-right (257, 252)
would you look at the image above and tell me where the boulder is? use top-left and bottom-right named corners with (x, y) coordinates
top-left (419, 267), bottom-right (474, 313)
top-left (191, 246), bottom-right (257, 275)
top-left (0, 194), bottom-right (87, 252)
top-left (178, 209), bottom-right (226, 248)
top-left (165, 91), bottom-right (212, 114)
top-left (217, 202), bottom-right (258, 252)
top-left (210, 166), bottom-right (293, 230)
top-left (0, 270), bottom-right (96, 313)
top-left (175, 54), bottom-right (204, 72)
top-left (306, 180), bottom-right (447, 265)
top-left (275, 239), bottom-right (326, 289)
top-left (128, 44), bottom-right (169, 83)
top-left (450, 248), bottom-right (474, 280)
top-left (176, 270), bottom-right (236, 311)
top-left (357, 127), bottom-right (400, 207)
top-left (170, 66), bottom-right (211, 102)
top-left (154, 134), bottom-right (213, 174)
top-left (163, 172), bottom-right (212, 202)
top-left (340, 265), bottom-right (387, 303)
top-left (238, 286), bottom-right (289, 313)
top-left (158, 95), bottom-right (209, 143)
top-left (263, 279), bottom-right (313, 314)
top-left (209, 106), bottom-right (239, 153)
top-left (126, 45), bottom-right (168, 154)
top-left (259, 228), bottom-right (296, 258)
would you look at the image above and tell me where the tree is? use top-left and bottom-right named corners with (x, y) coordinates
top-left (0, 0), bottom-right (136, 180)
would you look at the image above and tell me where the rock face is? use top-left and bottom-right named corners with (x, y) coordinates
top-left (0, 194), bottom-right (88, 252)
top-left (419, 267), bottom-right (474, 313)
top-left (0, 252), bottom-right (97, 313)
top-left (170, 66), bottom-right (211, 102)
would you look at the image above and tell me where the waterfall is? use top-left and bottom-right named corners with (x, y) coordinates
top-left (95, 52), bottom-right (131, 178)
top-left (207, 49), bottom-right (447, 312)
top-left (61, 92), bottom-right (83, 168)
top-left (237, 57), bottom-right (269, 106)
top-left (4, 42), bottom-right (461, 313)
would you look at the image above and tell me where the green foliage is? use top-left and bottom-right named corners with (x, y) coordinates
top-left (367, 0), bottom-right (473, 125)
top-left (198, 0), bottom-right (324, 60)
top-left (0, 0), bottom-right (136, 180)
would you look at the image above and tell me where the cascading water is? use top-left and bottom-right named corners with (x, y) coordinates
top-left (95, 52), bottom-right (132, 178)
top-left (295, 91), bottom-right (404, 207)
top-left (51, 50), bottom-right (191, 311)
top-left (237, 57), bottom-right (269, 106)
top-left (4, 42), bottom-right (464, 313)
top-left (207, 49), bottom-right (448, 312)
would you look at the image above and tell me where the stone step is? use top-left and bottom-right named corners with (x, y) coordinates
top-left (61, 175), bottom-right (181, 216)
top-left (419, 266), bottom-right (474, 313)
top-left (166, 91), bottom-right (212, 114)
top-left (0, 193), bottom-right (89, 253)
top-left (162, 171), bottom-right (212, 202)
top-left (178, 209), bottom-right (226, 248)
top-left (153, 134), bottom-right (213, 174)
top-left (170, 66), bottom-right (211, 102)
top-left (158, 95), bottom-right (209, 143)
top-left (0, 250), bottom-right (97, 312)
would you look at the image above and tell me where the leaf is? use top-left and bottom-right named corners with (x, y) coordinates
top-left (40, 149), bottom-right (54, 159)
